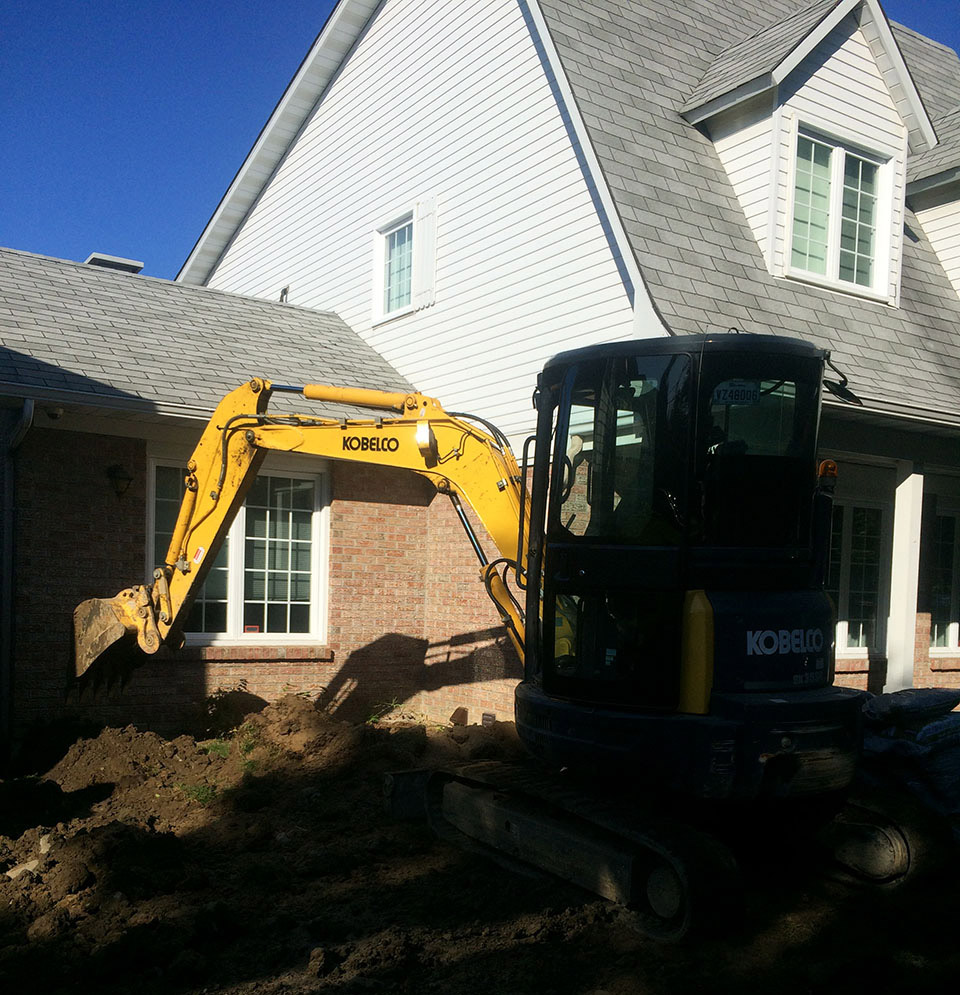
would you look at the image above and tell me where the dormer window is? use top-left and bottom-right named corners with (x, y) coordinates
top-left (790, 129), bottom-right (887, 294)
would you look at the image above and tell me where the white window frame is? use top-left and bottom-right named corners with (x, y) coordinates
top-left (147, 447), bottom-right (330, 646)
top-left (929, 507), bottom-right (960, 654)
top-left (785, 120), bottom-right (895, 302)
top-left (828, 499), bottom-right (892, 657)
top-left (372, 195), bottom-right (437, 325)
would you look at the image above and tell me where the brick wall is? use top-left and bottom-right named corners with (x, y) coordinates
top-left (12, 427), bottom-right (526, 738)
top-left (914, 612), bottom-right (960, 690)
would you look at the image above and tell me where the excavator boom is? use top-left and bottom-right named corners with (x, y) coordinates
top-left (74, 378), bottom-right (529, 684)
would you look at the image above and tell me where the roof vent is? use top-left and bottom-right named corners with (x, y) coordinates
top-left (84, 252), bottom-right (144, 274)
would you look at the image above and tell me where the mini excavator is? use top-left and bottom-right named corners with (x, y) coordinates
top-left (75, 334), bottom-right (870, 938)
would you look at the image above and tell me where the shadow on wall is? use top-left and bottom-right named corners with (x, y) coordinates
top-left (8, 625), bottom-right (523, 774)
top-left (317, 628), bottom-right (523, 722)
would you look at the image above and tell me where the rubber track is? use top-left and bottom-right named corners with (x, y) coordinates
top-left (425, 760), bottom-right (743, 942)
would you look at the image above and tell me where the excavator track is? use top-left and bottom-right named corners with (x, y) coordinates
top-left (407, 761), bottom-right (743, 942)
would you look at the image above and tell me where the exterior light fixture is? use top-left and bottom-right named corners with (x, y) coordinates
top-left (106, 464), bottom-right (134, 497)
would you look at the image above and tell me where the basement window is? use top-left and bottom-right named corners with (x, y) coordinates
top-left (149, 457), bottom-right (329, 643)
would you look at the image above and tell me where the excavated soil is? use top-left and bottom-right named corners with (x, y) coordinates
top-left (1, 695), bottom-right (959, 994)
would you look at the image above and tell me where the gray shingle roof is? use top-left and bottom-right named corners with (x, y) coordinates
top-left (909, 105), bottom-right (960, 185)
top-left (891, 22), bottom-right (960, 121)
top-left (681, 0), bottom-right (840, 115)
top-left (0, 247), bottom-right (412, 422)
top-left (538, 0), bottom-right (960, 423)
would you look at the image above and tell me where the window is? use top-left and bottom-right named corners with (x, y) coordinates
top-left (826, 503), bottom-right (888, 653)
top-left (150, 458), bottom-right (328, 642)
top-left (929, 514), bottom-right (959, 650)
top-left (790, 130), bottom-right (886, 292)
top-left (382, 216), bottom-right (413, 314)
top-left (373, 196), bottom-right (437, 321)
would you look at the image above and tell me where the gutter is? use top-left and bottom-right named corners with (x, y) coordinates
top-left (1, 399), bottom-right (34, 767)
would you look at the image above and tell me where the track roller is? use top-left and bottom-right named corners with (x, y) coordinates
top-left (422, 762), bottom-right (742, 942)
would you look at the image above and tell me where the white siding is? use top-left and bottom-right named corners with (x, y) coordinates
top-left (709, 95), bottom-right (776, 269)
top-left (708, 15), bottom-right (910, 300)
top-left (206, 0), bottom-right (640, 449)
top-left (914, 186), bottom-right (960, 300)
top-left (777, 14), bottom-right (908, 297)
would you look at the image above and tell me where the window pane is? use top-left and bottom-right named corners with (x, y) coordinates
top-left (839, 153), bottom-right (876, 288)
top-left (153, 464), bottom-right (228, 634)
top-left (292, 544), bottom-right (311, 572)
top-left (384, 220), bottom-right (413, 313)
top-left (242, 475), bottom-right (317, 635)
top-left (267, 603), bottom-right (287, 632)
top-left (931, 515), bottom-right (957, 648)
top-left (792, 136), bottom-right (831, 275)
top-left (847, 507), bottom-right (882, 648)
top-left (268, 543), bottom-right (289, 570)
top-left (244, 602), bottom-right (264, 633)
top-left (156, 465), bottom-right (183, 501)
top-left (289, 604), bottom-right (310, 633)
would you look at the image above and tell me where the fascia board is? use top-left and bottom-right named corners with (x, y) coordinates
top-left (771, 0), bottom-right (860, 84)
top-left (772, 0), bottom-right (937, 154)
top-left (681, 74), bottom-right (774, 125)
top-left (906, 167), bottom-right (960, 196)
top-left (176, 0), bottom-right (381, 286)
top-left (857, 0), bottom-right (938, 153)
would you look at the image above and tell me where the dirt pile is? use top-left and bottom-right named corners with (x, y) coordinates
top-left (1, 695), bottom-right (959, 994)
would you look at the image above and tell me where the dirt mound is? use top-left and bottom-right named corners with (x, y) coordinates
top-left (1, 695), bottom-right (959, 994)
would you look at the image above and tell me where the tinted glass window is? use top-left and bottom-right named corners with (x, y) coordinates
top-left (696, 355), bottom-right (820, 547)
top-left (553, 354), bottom-right (690, 544)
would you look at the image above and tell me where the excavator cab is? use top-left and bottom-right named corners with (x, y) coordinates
top-left (517, 334), bottom-right (865, 800)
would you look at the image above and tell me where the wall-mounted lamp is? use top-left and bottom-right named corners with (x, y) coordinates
top-left (106, 464), bottom-right (134, 498)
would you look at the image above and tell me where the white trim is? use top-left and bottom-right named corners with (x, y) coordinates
top-left (830, 498), bottom-right (893, 658)
top-left (773, 0), bottom-right (861, 85)
top-left (372, 209), bottom-right (415, 324)
top-left (682, 75), bottom-right (774, 126)
top-left (683, 0), bottom-right (936, 154)
top-left (885, 462), bottom-right (923, 691)
top-left (784, 121), bottom-right (897, 301)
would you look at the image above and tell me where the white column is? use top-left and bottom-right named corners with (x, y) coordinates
top-left (885, 461), bottom-right (924, 692)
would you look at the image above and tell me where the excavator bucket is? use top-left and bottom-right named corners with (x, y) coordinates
top-left (73, 596), bottom-right (136, 684)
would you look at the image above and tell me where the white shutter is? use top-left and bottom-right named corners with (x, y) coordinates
top-left (412, 194), bottom-right (437, 310)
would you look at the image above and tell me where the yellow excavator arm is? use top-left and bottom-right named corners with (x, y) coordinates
top-left (74, 378), bottom-right (529, 684)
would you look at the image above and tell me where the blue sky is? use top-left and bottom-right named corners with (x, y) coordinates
top-left (1, 0), bottom-right (958, 280)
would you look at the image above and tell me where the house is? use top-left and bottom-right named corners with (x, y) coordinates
top-left (175, 0), bottom-right (960, 699)
top-left (6, 0), bottom-right (960, 752)
top-left (0, 247), bottom-right (519, 755)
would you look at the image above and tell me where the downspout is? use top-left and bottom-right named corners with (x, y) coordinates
top-left (1, 399), bottom-right (34, 766)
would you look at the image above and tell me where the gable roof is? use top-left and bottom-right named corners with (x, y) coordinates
top-left (535, 0), bottom-right (960, 426)
top-left (681, 0), bottom-right (936, 153)
top-left (0, 247), bottom-right (411, 423)
top-left (681, 0), bottom-right (841, 117)
top-left (908, 105), bottom-right (960, 191)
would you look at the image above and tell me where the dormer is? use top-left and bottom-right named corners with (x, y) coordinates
top-left (908, 105), bottom-right (960, 299)
top-left (681, 0), bottom-right (936, 307)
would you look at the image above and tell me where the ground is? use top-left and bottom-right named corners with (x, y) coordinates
top-left (1, 695), bottom-right (958, 994)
